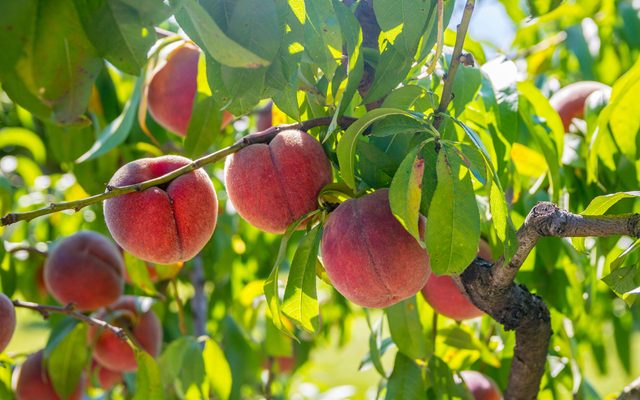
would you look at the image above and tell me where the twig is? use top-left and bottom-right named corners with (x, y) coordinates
top-left (433, 0), bottom-right (475, 129)
top-left (12, 299), bottom-right (128, 341)
top-left (264, 356), bottom-right (275, 400)
top-left (1, 117), bottom-right (357, 227)
top-left (619, 376), bottom-right (640, 400)
top-left (7, 246), bottom-right (48, 257)
top-left (190, 255), bottom-right (207, 337)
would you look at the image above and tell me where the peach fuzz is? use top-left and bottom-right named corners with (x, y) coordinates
top-left (421, 239), bottom-right (492, 321)
top-left (14, 350), bottom-right (83, 400)
top-left (89, 296), bottom-right (163, 372)
top-left (549, 81), bottom-right (610, 131)
top-left (224, 129), bottom-right (332, 234)
top-left (44, 231), bottom-right (124, 311)
top-left (104, 155), bottom-right (218, 264)
top-left (320, 189), bottom-right (430, 308)
top-left (460, 370), bottom-right (503, 400)
top-left (0, 293), bottom-right (16, 353)
top-left (147, 42), bottom-right (233, 136)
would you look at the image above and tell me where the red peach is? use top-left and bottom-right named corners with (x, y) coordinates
top-left (421, 240), bottom-right (492, 321)
top-left (549, 81), bottom-right (610, 131)
top-left (44, 231), bottom-right (124, 311)
top-left (0, 293), bottom-right (16, 353)
top-left (90, 360), bottom-right (123, 390)
top-left (104, 155), bottom-right (218, 264)
top-left (14, 350), bottom-right (83, 400)
top-left (147, 42), bottom-right (233, 136)
top-left (320, 189), bottom-right (430, 308)
top-left (88, 296), bottom-right (163, 372)
top-left (460, 370), bottom-right (503, 400)
top-left (224, 129), bottom-right (332, 234)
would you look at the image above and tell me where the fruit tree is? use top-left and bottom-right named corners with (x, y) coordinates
top-left (0, 0), bottom-right (640, 399)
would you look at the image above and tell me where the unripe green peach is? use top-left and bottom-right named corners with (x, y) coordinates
top-left (460, 370), bottom-right (502, 400)
top-left (421, 240), bottom-right (492, 321)
top-left (88, 296), bottom-right (162, 372)
top-left (224, 129), bottom-right (332, 234)
top-left (104, 155), bottom-right (218, 264)
top-left (320, 189), bottom-right (430, 308)
top-left (14, 350), bottom-right (83, 400)
top-left (0, 293), bottom-right (16, 353)
top-left (44, 231), bottom-right (124, 311)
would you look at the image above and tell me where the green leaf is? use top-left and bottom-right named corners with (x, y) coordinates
top-left (0, 128), bottom-right (47, 164)
top-left (77, 77), bottom-right (142, 163)
top-left (177, 0), bottom-right (270, 68)
top-left (527, 0), bottom-right (564, 17)
top-left (265, 211), bottom-right (319, 338)
top-left (124, 252), bottom-right (157, 295)
top-left (426, 356), bottom-right (467, 398)
top-left (303, 0), bottom-right (342, 78)
top-left (603, 266), bottom-right (640, 298)
top-left (332, 0), bottom-right (364, 117)
top-left (389, 143), bottom-right (426, 245)
top-left (381, 85), bottom-right (431, 110)
top-left (227, 0), bottom-right (282, 61)
top-left (73, 0), bottom-right (155, 75)
top-left (385, 353), bottom-right (425, 400)
top-left (46, 322), bottom-right (88, 400)
top-left (133, 351), bottom-right (165, 400)
top-left (0, 0), bottom-right (37, 74)
top-left (364, 42), bottom-right (413, 104)
top-left (452, 65), bottom-right (482, 117)
top-left (370, 115), bottom-right (428, 137)
top-left (602, 59), bottom-right (640, 162)
top-left (282, 225), bottom-right (322, 333)
top-left (426, 145), bottom-right (480, 275)
top-left (203, 338), bottom-right (232, 400)
top-left (385, 296), bottom-right (428, 360)
top-left (159, 337), bottom-right (193, 382)
top-left (184, 95), bottom-right (223, 158)
top-left (373, 0), bottom-right (433, 56)
top-left (361, 313), bottom-right (390, 377)
top-left (337, 108), bottom-right (417, 189)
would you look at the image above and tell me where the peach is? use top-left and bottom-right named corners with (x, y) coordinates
top-left (89, 360), bottom-right (122, 390)
top-left (0, 293), bottom-right (16, 353)
top-left (460, 370), bottom-right (502, 400)
top-left (224, 129), bottom-right (332, 234)
top-left (14, 350), bottom-right (83, 400)
top-left (88, 296), bottom-right (163, 372)
top-left (44, 231), bottom-right (124, 311)
top-left (421, 240), bottom-right (492, 321)
top-left (104, 155), bottom-right (218, 264)
top-left (549, 81), bottom-right (610, 131)
top-left (147, 42), bottom-right (233, 136)
top-left (320, 189), bottom-right (430, 308)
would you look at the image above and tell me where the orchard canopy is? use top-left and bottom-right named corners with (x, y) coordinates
top-left (1, 0), bottom-right (640, 399)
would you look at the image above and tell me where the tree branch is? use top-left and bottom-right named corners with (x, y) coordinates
top-left (12, 299), bottom-right (128, 341)
top-left (492, 202), bottom-right (640, 288)
top-left (619, 377), bottom-right (640, 400)
top-left (0, 117), bottom-right (356, 227)
top-left (455, 201), bottom-right (640, 399)
top-left (434, 0), bottom-right (475, 129)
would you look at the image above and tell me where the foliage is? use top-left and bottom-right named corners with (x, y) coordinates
top-left (0, 0), bottom-right (640, 399)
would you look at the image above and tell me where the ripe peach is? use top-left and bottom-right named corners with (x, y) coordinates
top-left (0, 293), bottom-right (16, 353)
top-left (421, 240), bottom-right (492, 321)
top-left (320, 189), bottom-right (430, 308)
top-left (89, 360), bottom-right (122, 390)
top-left (88, 296), bottom-right (162, 372)
top-left (224, 129), bottom-right (332, 234)
top-left (14, 350), bottom-right (83, 400)
top-left (549, 81), bottom-right (610, 131)
top-left (104, 155), bottom-right (218, 264)
top-left (147, 42), bottom-right (233, 136)
top-left (44, 231), bottom-right (124, 311)
top-left (460, 370), bottom-right (502, 400)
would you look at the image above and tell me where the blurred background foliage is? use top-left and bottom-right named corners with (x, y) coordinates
top-left (0, 0), bottom-right (639, 399)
